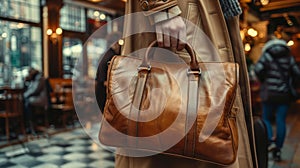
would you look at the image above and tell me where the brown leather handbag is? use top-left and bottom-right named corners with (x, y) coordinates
top-left (99, 41), bottom-right (239, 165)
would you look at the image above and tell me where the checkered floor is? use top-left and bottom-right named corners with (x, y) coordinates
top-left (1, 107), bottom-right (300, 168)
top-left (0, 129), bottom-right (115, 168)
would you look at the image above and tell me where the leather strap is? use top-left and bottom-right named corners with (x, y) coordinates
top-left (127, 69), bottom-right (149, 147)
top-left (142, 41), bottom-right (199, 71)
top-left (184, 71), bottom-right (200, 157)
top-left (128, 41), bottom-right (201, 150)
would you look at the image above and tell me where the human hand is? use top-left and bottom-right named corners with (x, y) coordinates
top-left (155, 16), bottom-right (186, 50)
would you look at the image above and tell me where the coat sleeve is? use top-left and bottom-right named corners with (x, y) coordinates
top-left (136, 0), bottom-right (181, 24)
top-left (148, 6), bottom-right (181, 25)
top-left (254, 54), bottom-right (268, 82)
top-left (290, 56), bottom-right (300, 79)
top-left (24, 76), bottom-right (45, 99)
top-left (138, 0), bottom-right (177, 15)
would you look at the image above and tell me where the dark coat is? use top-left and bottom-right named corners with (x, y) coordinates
top-left (24, 73), bottom-right (48, 108)
top-left (254, 39), bottom-right (300, 103)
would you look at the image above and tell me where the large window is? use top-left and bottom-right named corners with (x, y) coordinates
top-left (0, 21), bottom-right (41, 87)
top-left (0, 0), bottom-right (40, 23)
top-left (0, 0), bottom-right (41, 87)
top-left (86, 38), bottom-right (107, 78)
top-left (87, 9), bottom-right (112, 34)
top-left (60, 4), bottom-right (86, 32)
top-left (86, 9), bottom-right (118, 78)
top-left (62, 37), bottom-right (83, 79)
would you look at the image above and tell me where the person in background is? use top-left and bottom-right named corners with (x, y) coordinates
top-left (23, 68), bottom-right (48, 134)
top-left (254, 38), bottom-right (300, 161)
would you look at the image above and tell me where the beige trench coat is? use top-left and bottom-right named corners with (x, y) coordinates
top-left (115, 0), bottom-right (258, 167)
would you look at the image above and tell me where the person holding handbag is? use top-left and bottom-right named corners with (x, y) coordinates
top-left (254, 37), bottom-right (300, 161)
top-left (106, 0), bottom-right (258, 168)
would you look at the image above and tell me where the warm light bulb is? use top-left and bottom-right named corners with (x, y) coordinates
top-left (17, 23), bottom-right (24, 29)
top-left (88, 0), bottom-right (102, 2)
top-left (287, 40), bottom-right (294, 46)
top-left (56, 28), bottom-right (63, 35)
top-left (260, 0), bottom-right (269, 6)
top-left (46, 29), bottom-right (53, 35)
top-left (245, 43), bottom-right (251, 52)
top-left (247, 28), bottom-right (258, 37)
top-left (93, 11), bottom-right (100, 17)
top-left (100, 14), bottom-right (106, 20)
top-left (118, 39), bottom-right (124, 46)
top-left (1, 32), bottom-right (7, 38)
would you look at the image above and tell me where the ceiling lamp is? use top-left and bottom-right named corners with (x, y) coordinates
top-left (283, 13), bottom-right (293, 26)
top-left (247, 28), bottom-right (258, 37)
top-left (88, 0), bottom-right (103, 2)
top-left (287, 40), bottom-right (294, 46)
top-left (244, 43), bottom-right (251, 52)
top-left (260, 0), bottom-right (269, 6)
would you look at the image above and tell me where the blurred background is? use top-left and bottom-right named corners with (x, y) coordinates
top-left (0, 0), bottom-right (300, 168)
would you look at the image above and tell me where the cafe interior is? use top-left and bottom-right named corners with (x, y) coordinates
top-left (0, 0), bottom-right (300, 167)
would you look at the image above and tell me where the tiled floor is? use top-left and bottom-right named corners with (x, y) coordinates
top-left (267, 103), bottom-right (300, 168)
top-left (1, 103), bottom-right (300, 168)
top-left (0, 128), bottom-right (115, 168)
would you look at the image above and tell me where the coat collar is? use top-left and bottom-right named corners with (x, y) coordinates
top-left (262, 39), bottom-right (289, 53)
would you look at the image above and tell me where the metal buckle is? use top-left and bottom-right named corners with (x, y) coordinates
top-left (141, 1), bottom-right (149, 11)
top-left (137, 65), bottom-right (151, 72)
top-left (187, 69), bottom-right (201, 76)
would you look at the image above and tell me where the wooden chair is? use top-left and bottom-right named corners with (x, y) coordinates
top-left (0, 88), bottom-right (26, 140)
top-left (47, 78), bottom-right (75, 128)
top-left (31, 105), bottom-right (50, 134)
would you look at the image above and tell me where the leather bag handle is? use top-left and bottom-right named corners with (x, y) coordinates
top-left (140, 40), bottom-right (200, 72)
top-left (129, 40), bottom-right (201, 146)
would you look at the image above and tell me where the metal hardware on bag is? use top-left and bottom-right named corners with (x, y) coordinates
top-left (141, 1), bottom-right (149, 10)
top-left (187, 69), bottom-right (201, 76)
top-left (137, 65), bottom-right (151, 72)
